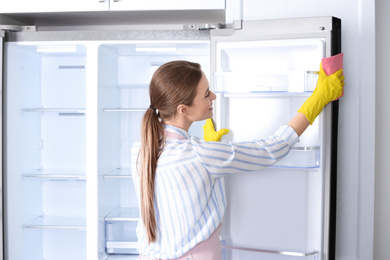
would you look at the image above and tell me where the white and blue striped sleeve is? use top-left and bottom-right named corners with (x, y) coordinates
top-left (192, 125), bottom-right (299, 176)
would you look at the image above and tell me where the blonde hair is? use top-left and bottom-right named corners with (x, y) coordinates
top-left (138, 60), bottom-right (202, 243)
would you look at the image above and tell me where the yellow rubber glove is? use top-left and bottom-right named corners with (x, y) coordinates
top-left (298, 63), bottom-right (345, 124)
top-left (203, 118), bottom-right (229, 142)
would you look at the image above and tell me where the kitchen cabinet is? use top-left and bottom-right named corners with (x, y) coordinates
top-left (109, 0), bottom-right (225, 11)
top-left (0, 0), bottom-right (109, 13)
top-left (0, 0), bottom-right (224, 14)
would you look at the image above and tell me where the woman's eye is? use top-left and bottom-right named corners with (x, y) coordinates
top-left (205, 91), bottom-right (210, 97)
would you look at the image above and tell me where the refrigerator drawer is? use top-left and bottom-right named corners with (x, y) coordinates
top-left (105, 207), bottom-right (140, 255)
top-left (105, 221), bottom-right (138, 254)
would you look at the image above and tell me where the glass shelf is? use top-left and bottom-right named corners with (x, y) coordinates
top-left (273, 146), bottom-right (320, 169)
top-left (22, 108), bottom-right (86, 114)
top-left (103, 168), bottom-right (132, 179)
top-left (23, 215), bottom-right (86, 231)
top-left (214, 71), bottom-right (318, 94)
top-left (23, 169), bottom-right (86, 181)
top-left (103, 255), bottom-right (139, 260)
top-left (103, 108), bottom-right (147, 112)
top-left (105, 207), bottom-right (140, 222)
top-left (222, 92), bottom-right (312, 98)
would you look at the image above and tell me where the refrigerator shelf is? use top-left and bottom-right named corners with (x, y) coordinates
top-left (214, 71), bottom-right (318, 94)
top-left (22, 108), bottom-right (86, 114)
top-left (221, 243), bottom-right (318, 258)
top-left (222, 92), bottom-right (312, 98)
top-left (23, 169), bottom-right (86, 181)
top-left (103, 108), bottom-right (147, 112)
top-left (23, 215), bottom-right (86, 231)
top-left (103, 255), bottom-right (139, 260)
top-left (105, 207), bottom-right (140, 222)
top-left (103, 168), bottom-right (132, 179)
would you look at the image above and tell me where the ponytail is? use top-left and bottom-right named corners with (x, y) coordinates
top-left (137, 60), bottom-right (202, 244)
top-left (138, 107), bottom-right (164, 243)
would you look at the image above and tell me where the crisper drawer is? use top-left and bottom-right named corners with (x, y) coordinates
top-left (105, 221), bottom-right (138, 254)
top-left (105, 207), bottom-right (140, 255)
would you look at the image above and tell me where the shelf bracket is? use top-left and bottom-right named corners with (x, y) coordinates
top-left (184, 20), bottom-right (242, 31)
top-left (0, 25), bottom-right (36, 32)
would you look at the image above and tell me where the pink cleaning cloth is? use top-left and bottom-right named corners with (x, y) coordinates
top-left (321, 53), bottom-right (344, 100)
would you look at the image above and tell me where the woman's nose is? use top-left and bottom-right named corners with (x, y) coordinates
top-left (210, 91), bottom-right (216, 100)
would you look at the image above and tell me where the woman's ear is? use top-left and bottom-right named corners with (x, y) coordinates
top-left (177, 104), bottom-right (188, 115)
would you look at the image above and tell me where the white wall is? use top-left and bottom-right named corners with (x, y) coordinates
top-left (374, 0), bottom-right (390, 259)
top-left (226, 1), bottom-right (376, 260)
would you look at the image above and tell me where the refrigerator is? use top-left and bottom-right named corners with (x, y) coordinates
top-left (1, 16), bottom-right (341, 260)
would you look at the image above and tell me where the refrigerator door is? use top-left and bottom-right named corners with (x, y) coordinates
top-left (210, 17), bottom-right (340, 260)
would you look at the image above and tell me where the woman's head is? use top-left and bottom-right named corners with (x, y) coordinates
top-left (149, 60), bottom-right (204, 122)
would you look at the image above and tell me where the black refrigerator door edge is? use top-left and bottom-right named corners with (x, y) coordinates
top-left (329, 16), bottom-right (342, 260)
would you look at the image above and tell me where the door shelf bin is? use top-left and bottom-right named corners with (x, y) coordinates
top-left (273, 146), bottom-right (320, 169)
top-left (214, 71), bottom-right (318, 94)
top-left (105, 207), bottom-right (140, 255)
top-left (221, 244), bottom-right (318, 260)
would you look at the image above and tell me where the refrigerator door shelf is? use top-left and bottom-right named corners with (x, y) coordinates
top-left (23, 215), bottom-right (86, 231)
top-left (273, 146), bottom-right (320, 169)
top-left (221, 243), bottom-right (318, 259)
top-left (214, 71), bottom-right (318, 94)
top-left (23, 169), bottom-right (86, 181)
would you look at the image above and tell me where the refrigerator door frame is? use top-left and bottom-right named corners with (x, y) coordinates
top-left (209, 16), bottom-right (341, 260)
top-left (1, 17), bottom-right (341, 260)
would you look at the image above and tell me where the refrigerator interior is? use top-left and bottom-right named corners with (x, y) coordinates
top-left (3, 33), bottom-right (332, 260)
top-left (97, 41), bottom-right (210, 259)
top-left (214, 38), bottom-right (327, 259)
top-left (4, 42), bottom-right (87, 260)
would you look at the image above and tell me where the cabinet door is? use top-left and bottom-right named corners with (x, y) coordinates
top-left (0, 0), bottom-right (109, 13)
top-left (109, 0), bottom-right (224, 11)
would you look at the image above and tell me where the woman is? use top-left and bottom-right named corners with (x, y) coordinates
top-left (132, 60), bottom-right (344, 260)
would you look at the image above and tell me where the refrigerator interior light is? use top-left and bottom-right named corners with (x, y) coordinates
top-left (135, 47), bottom-right (177, 52)
top-left (36, 45), bottom-right (78, 53)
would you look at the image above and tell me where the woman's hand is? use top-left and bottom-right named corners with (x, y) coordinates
top-left (203, 118), bottom-right (229, 142)
top-left (298, 63), bottom-right (345, 124)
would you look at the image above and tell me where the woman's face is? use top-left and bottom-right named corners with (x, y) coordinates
top-left (187, 72), bottom-right (216, 122)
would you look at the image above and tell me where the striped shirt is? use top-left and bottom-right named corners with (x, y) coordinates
top-left (131, 124), bottom-right (299, 259)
